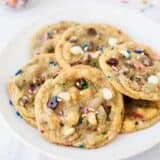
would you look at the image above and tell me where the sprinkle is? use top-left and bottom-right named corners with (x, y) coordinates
top-left (9, 100), bottom-right (13, 106)
top-left (15, 69), bottom-right (22, 76)
top-left (120, 0), bottom-right (128, 4)
top-left (48, 61), bottom-right (57, 66)
top-left (82, 43), bottom-right (89, 51)
top-left (134, 48), bottom-right (143, 54)
top-left (60, 82), bottom-right (66, 88)
top-left (108, 38), bottom-right (117, 47)
top-left (79, 117), bottom-right (83, 124)
top-left (75, 79), bottom-right (88, 90)
top-left (70, 46), bottom-right (84, 55)
top-left (102, 88), bottom-right (113, 100)
top-left (20, 96), bottom-right (29, 105)
top-left (132, 112), bottom-right (143, 119)
top-left (59, 44), bottom-right (63, 48)
top-left (79, 144), bottom-right (85, 148)
top-left (43, 32), bottom-right (52, 41)
top-left (28, 87), bottom-right (34, 94)
top-left (82, 107), bottom-right (89, 114)
top-left (58, 111), bottom-right (63, 116)
top-left (47, 96), bottom-right (58, 109)
top-left (101, 131), bottom-right (107, 135)
top-left (106, 75), bottom-right (112, 79)
top-left (147, 75), bottom-right (158, 84)
top-left (133, 63), bottom-right (144, 71)
top-left (87, 28), bottom-right (97, 35)
top-left (16, 112), bottom-right (21, 117)
top-left (112, 66), bottom-right (119, 72)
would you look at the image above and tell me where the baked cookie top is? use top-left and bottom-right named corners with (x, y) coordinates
top-left (8, 54), bottom-right (61, 127)
top-left (35, 65), bottom-right (124, 149)
top-left (100, 42), bottom-right (160, 100)
top-left (56, 23), bottom-right (130, 69)
top-left (30, 21), bottom-right (77, 57)
top-left (121, 96), bottom-right (160, 133)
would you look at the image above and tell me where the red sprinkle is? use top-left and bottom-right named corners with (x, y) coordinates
top-left (132, 112), bottom-right (143, 119)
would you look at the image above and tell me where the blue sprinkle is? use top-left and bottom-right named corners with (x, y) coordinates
top-left (15, 69), bottom-right (22, 76)
top-left (46, 32), bottom-right (52, 38)
top-left (126, 49), bottom-right (131, 53)
top-left (48, 61), bottom-right (57, 66)
top-left (82, 43), bottom-right (89, 51)
top-left (106, 75), bottom-right (112, 79)
top-left (9, 100), bottom-right (13, 106)
top-left (98, 47), bottom-right (103, 52)
top-left (79, 117), bottom-right (83, 124)
top-left (79, 144), bottom-right (85, 148)
top-left (133, 49), bottom-right (143, 54)
top-left (16, 112), bottom-right (21, 117)
top-left (52, 96), bottom-right (58, 103)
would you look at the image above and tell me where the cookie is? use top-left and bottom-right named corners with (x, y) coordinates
top-left (30, 21), bottom-right (77, 57)
top-left (121, 96), bottom-right (160, 133)
top-left (35, 65), bottom-right (124, 149)
top-left (8, 54), bottom-right (61, 127)
top-left (56, 23), bottom-right (131, 69)
top-left (99, 42), bottom-right (160, 100)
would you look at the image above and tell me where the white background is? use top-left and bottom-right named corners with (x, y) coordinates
top-left (0, 0), bottom-right (160, 159)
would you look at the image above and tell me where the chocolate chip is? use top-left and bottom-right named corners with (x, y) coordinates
top-left (87, 28), bottom-right (97, 36)
top-left (102, 104), bottom-right (111, 120)
top-left (71, 61), bottom-right (82, 66)
top-left (106, 58), bottom-right (118, 66)
top-left (60, 122), bottom-right (64, 127)
top-left (135, 121), bottom-right (139, 125)
top-left (75, 78), bottom-right (88, 90)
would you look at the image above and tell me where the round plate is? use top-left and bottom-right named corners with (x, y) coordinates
top-left (0, 6), bottom-right (160, 160)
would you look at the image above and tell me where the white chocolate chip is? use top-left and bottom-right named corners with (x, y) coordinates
top-left (102, 88), bottom-right (113, 100)
top-left (87, 112), bottom-right (97, 126)
top-left (70, 46), bottom-right (84, 55)
top-left (147, 75), bottom-right (159, 84)
top-left (63, 126), bottom-right (75, 136)
top-left (58, 92), bottom-right (71, 101)
top-left (108, 38), bottom-right (117, 47)
top-left (120, 50), bottom-right (130, 58)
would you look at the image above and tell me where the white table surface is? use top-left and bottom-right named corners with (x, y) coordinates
top-left (0, 0), bottom-right (160, 159)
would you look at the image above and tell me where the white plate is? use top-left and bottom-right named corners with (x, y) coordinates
top-left (0, 6), bottom-right (160, 160)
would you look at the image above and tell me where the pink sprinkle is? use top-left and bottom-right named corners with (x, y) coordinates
top-left (82, 107), bottom-right (89, 114)
top-left (59, 111), bottom-right (63, 116)
top-left (59, 44), bottom-right (63, 48)
top-left (112, 66), bottom-right (119, 72)
top-left (42, 34), bottom-right (49, 41)
top-left (28, 88), bottom-right (34, 94)
top-left (133, 63), bottom-right (144, 71)
top-left (120, 0), bottom-right (128, 4)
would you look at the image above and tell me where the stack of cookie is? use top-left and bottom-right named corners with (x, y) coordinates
top-left (8, 21), bottom-right (160, 149)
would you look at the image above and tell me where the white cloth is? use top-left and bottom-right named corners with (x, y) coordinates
top-left (0, 0), bottom-right (160, 159)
